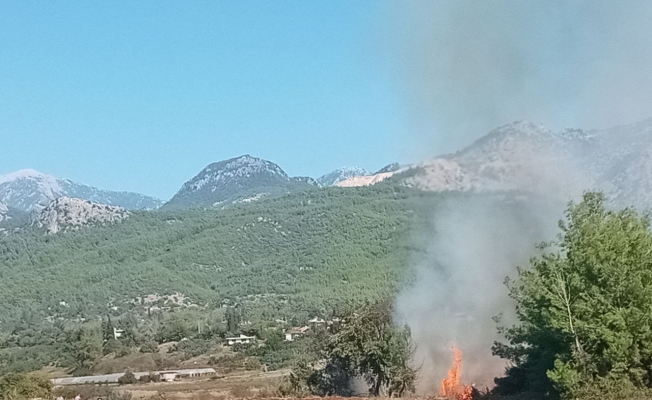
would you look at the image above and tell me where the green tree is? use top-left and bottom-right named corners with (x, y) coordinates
top-left (225, 307), bottom-right (241, 335)
top-left (68, 325), bottom-right (103, 373)
top-left (295, 300), bottom-right (417, 397)
top-left (156, 315), bottom-right (189, 343)
top-left (102, 315), bottom-right (114, 343)
top-left (494, 192), bottom-right (652, 399)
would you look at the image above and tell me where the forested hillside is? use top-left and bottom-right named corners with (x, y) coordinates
top-left (0, 184), bottom-right (446, 326)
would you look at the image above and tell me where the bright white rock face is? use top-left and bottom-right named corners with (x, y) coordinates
top-left (0, 202), bottom-right (8, 223)
top-left (317, 167), bottom-right (371, 187)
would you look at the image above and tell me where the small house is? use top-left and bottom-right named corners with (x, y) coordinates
top-left (226, 334), bottom-right (255, 346)
top-left (285, 326), bottom-right (310, 341)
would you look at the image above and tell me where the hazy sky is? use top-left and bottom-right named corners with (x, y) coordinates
top-left (2, 1), bottom-right (652, 199)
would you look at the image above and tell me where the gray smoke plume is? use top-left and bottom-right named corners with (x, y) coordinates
top-left (394, 193), bottom-right (564, 392)
top-left (383, 0), bottom-right (652, 159)
top-left (385, 0), bottom-right (652, 393)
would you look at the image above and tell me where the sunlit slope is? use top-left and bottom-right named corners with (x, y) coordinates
top-left (0, 185), bottom-right (436, 322)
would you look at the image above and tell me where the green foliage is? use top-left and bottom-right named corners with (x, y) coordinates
top-left (170, 339), bottom-right (213, 360)
top-left (156, 316), bottom-right (190, 343)
top-left (244, 330), bottom-right (297, 371)
top-left (139, 340), bottom-right (159, 353)
top-left (225, 307), bottom-right (241, 335)
top-left (68, 325), bottom-right (103, 373)
top-left (0, 185), bottom-right (469, 374)
top-left (117, 370), bottom-right (137, 385)
top-left (0, 373), bottom-right (52, 400)
top-left (290, 300), bottom-right (417, 397)
top-left (494, 192), bottom-right (652, 399)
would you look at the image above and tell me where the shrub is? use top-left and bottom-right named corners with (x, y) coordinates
top-left (0, 373), bottom-right (52, 400)
top-left (244, 357), bottom-right (262, 371)
top-left (117, 370), bottom-right (137, 385)
top-left (139, 341), bottom-right (159, 353)
top-left (115, 346), bottom-right (131, 358)
top-left (138, 373), bottom-right (161, 383)
top-left (170, 339), bottom-right (212, 360)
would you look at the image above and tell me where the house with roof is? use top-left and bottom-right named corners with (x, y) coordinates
top-left (285, 326), bottom-right (310, 341)
top-left (226, 334), bottom-right (256, 346)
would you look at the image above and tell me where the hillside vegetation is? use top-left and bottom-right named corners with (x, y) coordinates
top-left (0, 185), bottom-right (438, 325)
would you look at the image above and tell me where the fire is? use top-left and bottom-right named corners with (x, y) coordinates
top-left (439, 345), bottom-right (473, 400)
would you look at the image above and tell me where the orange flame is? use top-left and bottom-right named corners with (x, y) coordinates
top-left (439, 345), bottom-right (473, 400)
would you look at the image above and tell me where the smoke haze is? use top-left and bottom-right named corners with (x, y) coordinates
top-left (384, 0), bottom-right (652, 157)
top-left (387, 0), bottom-right (652, 393)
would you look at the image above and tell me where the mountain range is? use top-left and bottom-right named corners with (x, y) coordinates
top-left (0, 169), bottom-right (163, 213)
top-left (339, 118), bottom-right (652, 209)
top-left (3, 116), bottom-right (652, 233)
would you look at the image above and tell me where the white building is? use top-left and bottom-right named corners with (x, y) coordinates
top-left (50, 368), bottom-right (216, 386)
top-left (226, 334), bottom-right (255, 346)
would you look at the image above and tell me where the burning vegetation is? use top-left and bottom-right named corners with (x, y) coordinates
top-left (440, 345), bottom-right (473, 400)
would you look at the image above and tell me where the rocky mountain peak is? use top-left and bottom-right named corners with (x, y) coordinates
top-left (165, 155), bottom-right (315, 209)
top-left (184, 155), bottom-right (290, 194)
top-left (317, 167), bottom-right (371, 187)
top-left (31, 197), bottom-right (129, 234)
top-left (338, 116), bottom-right (652, 209)
top-left (0, 169), bottom-right (162, 212)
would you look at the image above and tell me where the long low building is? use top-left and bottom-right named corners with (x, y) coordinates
top-left (51, 368), bottom-right (216, 386)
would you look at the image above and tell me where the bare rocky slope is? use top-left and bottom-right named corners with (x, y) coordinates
top-left (317, 167), bottom-right (371, 186)
top-left (0, 169), bottom-right (163, 212)
top-left (31, 197), bottom-right (129, 234)
top-left (0, 202), bottom-right (7, 223)
top-left (338, 118), bottom-right (652, 209)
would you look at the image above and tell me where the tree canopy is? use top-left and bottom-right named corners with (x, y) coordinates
top-left (494, 192), bottom-right (652, 399)
top-left (285, 300), bottom-right (417, 397)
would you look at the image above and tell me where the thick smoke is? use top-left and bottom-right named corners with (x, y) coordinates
top-left (384, 0), bottom-right (652, 158)
top-left (385, 0), bottom-right (652, 392)
top-left (394, 194), bottom-right (563, 392)
top-left (394, 149), bottom-right (591, 391)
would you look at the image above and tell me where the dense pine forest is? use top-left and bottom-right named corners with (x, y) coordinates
top-left (0, 183), bottom-right (456, 374)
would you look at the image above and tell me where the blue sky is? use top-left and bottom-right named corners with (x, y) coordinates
top-left (1, 1), bottom-right (410, 199)
top-left (2, 1), bottom-right (652, 199)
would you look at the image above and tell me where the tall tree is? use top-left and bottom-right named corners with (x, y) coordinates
top-left (68, 325), bottom-right (103, 372)
top-left (297, 300), bottom-right (417, 397)
top-left (494, 192), bottom-right (652, 399)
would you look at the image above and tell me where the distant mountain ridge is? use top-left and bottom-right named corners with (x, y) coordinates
top-left (317, 167), bottom-right (371, 187)
top-left (165, 155), bottom-right (318, 209)
top-left (337, 117), bottom-right (652, 209)
top-left (0, 169), bottom-right (163, 212)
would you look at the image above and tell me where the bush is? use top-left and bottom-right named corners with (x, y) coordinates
top-left (139, 341), bottom-right (159, 353)
top-left (103, 339), bottom-right (122, 356)
top-left (244, 357), bottom-right (262, 371)
top-left (138, 373), bottom-right (161, 383)
top-left (117, 370), bottom-right (137, 385)
top-left (115, 346), bottom-right (131, 358)
top-left (0, 373), bottom-right (52, 400)
top-left (170, 339), bottom-right (212, 360)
